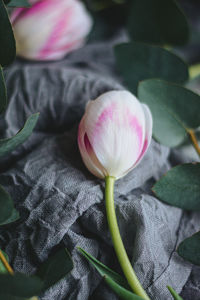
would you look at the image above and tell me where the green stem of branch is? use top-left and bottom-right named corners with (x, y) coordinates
top-left (0, 249), bottom-right (14, 275)
top-left (187, 129), bottom-right (200, 158)
top-left (105, 176), bottom-right (150, 300)
top-left (0, 250), bottom-right (39, 299)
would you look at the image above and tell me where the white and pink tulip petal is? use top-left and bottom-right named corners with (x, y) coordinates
top-left (11, 0), bottom-right (93, 61)
top-left (78, 116), bottom-right (106, 179)
top-left (78, 90), bottom-right (153, 180)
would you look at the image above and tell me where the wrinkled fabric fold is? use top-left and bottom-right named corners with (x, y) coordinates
top-left (0, 37), bottom-right (199, 300)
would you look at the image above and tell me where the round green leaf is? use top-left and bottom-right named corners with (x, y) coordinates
top-left (0, 185), bottom-right (14, 224)
top-left (178, 232), bottom-right (200, 266)
top-left (0, 0), bottom-right (16, 66)
top-left (114, 42), bottom-right (189, 94)
top-left (0, 208), bottom-right (20, 226)
top-left (127, 0), bottom-right (189, 46)
top-left (138, 79), bottom-right (200, 147)
top-left (186, 74), bottom-right (200, 95)
top-left (0, 273), bottom-right (43, 297)
top-left (0, 113), bottom-right (39, 157)
top-left (153, 163), bottom-right (200, 210)
top-left (36, 248), bottom-right (73, 291)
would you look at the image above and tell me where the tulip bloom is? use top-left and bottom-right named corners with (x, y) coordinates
top-left (78, 90), bottom-right (152, 179)
top-left (10, 0), bottom-right (92, 61)
top-left (78, 90), bottom-right (152, 300)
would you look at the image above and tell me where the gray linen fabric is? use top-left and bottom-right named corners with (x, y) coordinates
top-left (0, 39), bottom-right (199, 300)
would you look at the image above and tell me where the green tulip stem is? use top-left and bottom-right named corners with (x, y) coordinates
top-left (188, 129), bottom-right (200, 158)
top-left (105, 176), bottom-right (150, 300)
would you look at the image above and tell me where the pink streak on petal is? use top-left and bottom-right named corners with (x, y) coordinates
top-left (10, 0), bottom-right (55, 25)
top-left (84, 133), bottom-right (92, 154)
top-left (98, 102), bottom-right (116, 123)
top-left (23, 0), bottom-right (54, 17)
top-left (10, 8), bottom-right (24, 23)
top-left (11, 1), bottom-right (55, 24)
top-left (95, 102), bottom-right (117, 133)
top-left (39, 8), bottom-right (73, 59)
top-left (127, 111), bottom-right (143, 151)
top-left (135, 139), bottom-right (148, 165)
top-left (140, 139), bottom-right (148, 158)
top-left (91, 102), bottom-right (117, 143)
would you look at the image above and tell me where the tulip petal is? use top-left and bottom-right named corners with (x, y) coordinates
top-left (78, 116), bottom-right (106, 179)
top-left (132, 103), bottom-right (153, 168)
top-left (119, 104), bottom-right (152, 178)
top-left (11, 0), bottom-right (92, 61)
top-left (84, 91), bottom-right (146, 178)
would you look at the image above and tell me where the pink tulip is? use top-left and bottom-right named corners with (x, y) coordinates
top-left (10, 0), bottom-right (92, 61)
top-left (78, 90), bottom-right (152, 179)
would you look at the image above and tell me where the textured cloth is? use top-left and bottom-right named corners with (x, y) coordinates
top-left (0, 38), bottom-right (199, 300)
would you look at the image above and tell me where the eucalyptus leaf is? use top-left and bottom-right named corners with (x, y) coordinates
top-left (1, 294), bottom-right (38, 299)
top-left (78, 248), bottom-right (145, 300)
top-left (105, 276), bottom-right (145, 300)
top-left (0, 113), bottom-right (39, 157)
top-left (138, 79), bottom-right (200, 147)
top-left (0, 67), bottom-right (7, 114)
top-left (0, 294), bottom-right (30, 300)
top-left (0, 208), bottom-right (20, 226)
top-left (0, 0), bottom-right (16, 66)
top-left (0, 185), bottom-right (14, 224)
top-left (167, 286), bottom-right (183, 300)
top-left (0, 250), bottom-right (9, 274)
top-left (0, 273), bottom-right (43, 297)
top-left (177, 231), bottom-right (200, 266)
top-left (7, 0), bottom-right (30, 7)
top-left (152, 163), bottom-right (200, 210)
top-left (127, 0), bottom-right (189, 46)
top-left (186, 74), bottom-right (200, 95)
top-left (36, 248), bottom-right (73, 291)
top-left (114, 42), bottom-right (188, 94)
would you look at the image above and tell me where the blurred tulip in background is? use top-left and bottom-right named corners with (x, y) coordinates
top-left (10, 0), bottom-right (93, 61)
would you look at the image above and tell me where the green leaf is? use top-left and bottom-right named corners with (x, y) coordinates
top-left (104, 276), bottom-right (145, 300)
top-left (177, 231), bottom-right (200, 266)
top-left (7, 0), bottom-right (30, 7)
top-left (0, 67), bottom-right (7, 114)
top-left (152, 163), bottom-right (200, 210)
top-left (0, 0), bottom-right (16, 66)
top-left (36, 248), bottom-right (73, 291)
top-left (0, 273), bottom-right (43, 297)
top-left (0, 113), bottom-right (39, 157)
top-left (127, 0), bottom-right (189, 46)
top-left (0, 296), bottom-right (34, 300)
top-left (78, 248), bottom-right (145, 300)
top-left (138, 79), bottom-right (200, 147)
top-left (0, 208), bottom-right (20, 226)
top-left (0, 185), bottom-right (14, 224)
top-left (114, 42), bottom-right (189, 94)
top-left (167, 286), bottom-right (183, 300)
top-left (186, 74), bottom-right (200, 95)
top-left (0, 184), bottom-right (19, 227)
top-left (0, 250), bottom-right (9, 274)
